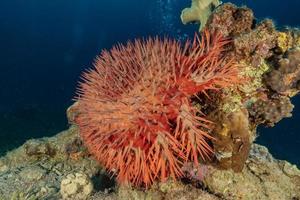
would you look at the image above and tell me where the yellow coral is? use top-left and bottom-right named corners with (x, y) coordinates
top-left (219, 123), bottom-right (229, 137)
top-left (239, 60), bottom-right (269, 94)
top-left (295, 35), bottom-right (300, 47)
top-left (181, 0), bottom-right (221, 31)
top-left (221, 90), bottom-right (242, 113)
top-left (277, 32), bottom-right (290, 52)
top-left (219, 60), bottom-right (269, 114)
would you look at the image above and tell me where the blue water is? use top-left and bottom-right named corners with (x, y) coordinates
top-left (0, 0), bottom-right (299, 166)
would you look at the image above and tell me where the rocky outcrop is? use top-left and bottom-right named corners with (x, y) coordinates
top-left (0, 126), bottom-right (103, 200)
top-left (0, 126), bottom-right (299, 199)
top-left (61, 172), bottom-right (94, 200)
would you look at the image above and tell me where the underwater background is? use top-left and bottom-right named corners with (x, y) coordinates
top-left (0, 0), bottom-right (299, 166)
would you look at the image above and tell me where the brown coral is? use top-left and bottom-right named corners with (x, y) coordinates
top-left (264, 47), bottom-right (300, 95)
top-left (248, 95), bottom-right (294, 127)
top-left (74, 30), bottom-right (241, 187)
top-left (209, 109), bottom-right (252, 172)
top-left (206, 3), bottom-right (277, 66)
top-left (206, 3), bottom-right (254, 37)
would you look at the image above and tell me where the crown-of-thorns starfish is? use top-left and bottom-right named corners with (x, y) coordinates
top-left (75, 29), bottom-right (240, 187)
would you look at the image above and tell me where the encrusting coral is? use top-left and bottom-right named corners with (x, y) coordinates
top-left (74, 30), bottom-right (242, 187)
top-left (264, 47), bottom-right (300, 95)
top-left (181, 0), bottom-right (221, 31)
top-left (248, 95), bottom-right (294, 127)
top-left (206, 3), bottom-right (254, 37)
top-left (209, 108), bottom-right (252, 172)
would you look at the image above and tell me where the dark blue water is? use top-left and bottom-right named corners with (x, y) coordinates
top-left (0, 0), bottom-right (299, 166)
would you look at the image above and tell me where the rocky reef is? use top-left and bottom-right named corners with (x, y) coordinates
top-left (1, 2), bottom-right (300, 200)
top-left (198, 3), bottom-right (300, 172)
top-left (0, 126), bottom-right (299, 199)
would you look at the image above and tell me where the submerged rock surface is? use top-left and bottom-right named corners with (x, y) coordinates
top-left (0, 126), bottom-right (299, 199)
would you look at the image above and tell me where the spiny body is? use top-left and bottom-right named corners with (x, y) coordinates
top-left (75, 30), bottom-right (240, 187)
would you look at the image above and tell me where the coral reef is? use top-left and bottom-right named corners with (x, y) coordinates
top-left (276, 28), bottom-right (300, 53)
top-left (206, 3), bottom-right (277, 66)
top-left (181, 0), bottom-right (221, 31)
top-left (180, 2), bottom-right (300, 173)
top-left (233, 19), bottom-right (277, 66)
top-left (0, 2), bottom-right (300, 199)
top-left (75, 30), bottom-right (241, 187)
top-left (206, 3), bottom-right (254, 36)
top-left (248, 95), bottom-right (294, 126)
top-left (264, 47), bottom-right (300, 95)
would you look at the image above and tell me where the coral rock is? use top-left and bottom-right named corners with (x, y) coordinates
top-left (203, 144), bottom-right (300, 200)
top-left (248, 95), bottom-right (294, 127)
top-left (264, 47), bottom-right (300, 95)
top-left (210, 109), bottom-right (252, 172)
top-left (0, 127), bottom-right (101, 199)
top-left (277, 28), bottom-right (300, 53)
top-left (19, 165), bottom-right (46, 181)
top-left (206, 3), bottom-right (277, 66)
top-left (60, 172), bottom-right (94, 200)
top-left (206, 3), bottom-right (254, 36)
top-left (233, 20), bottom-right (277, 66)
top-left (24, 139), bottom-right (56, 158)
